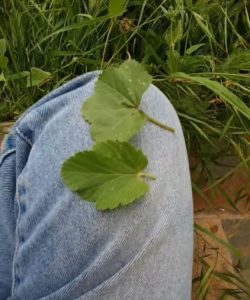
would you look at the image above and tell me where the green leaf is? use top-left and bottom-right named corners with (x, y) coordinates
top-left (196, 266), bottom-right (214, 300)
top-left (0, 72), bottom-right (6, 82)
top-left (8, 71), bottom-right (30, 81)
top-left (166, 20), bottom-right (183, 48)
top-left (109, 0), bottom-right (127, 16)
top-left (172, 72), bottom-right (250, 121)
top-left (166, 49), bottom-right (180, 74)
top-left (82, 59), bottom-right (152, 141)
top-left (0, 56), bottom-right (8, 69)
top-left (185, 43), bottom-right (205, 55)
top-left (192, 12), bottom-right (216, 44)
top-left (61, 141), bottom-right (154, 210)
top-left (0, 39), bottom-right (8, 70)
top-left (0, 39), bottom-right (7, 56)
top-left (26, 67), bottom-right (51, 87)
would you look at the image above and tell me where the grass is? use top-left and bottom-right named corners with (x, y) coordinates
top-left (193, 227), bottom-right (250, 300)
top-left (0, 0), bottom-right (250, 298)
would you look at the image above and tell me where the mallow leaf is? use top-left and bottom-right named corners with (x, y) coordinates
top-left (81, 59), bottom-right (152, 142)
top-left (61, 141), bottom-right (155, 210)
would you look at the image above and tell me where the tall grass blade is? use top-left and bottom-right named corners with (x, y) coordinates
top-left (172, 72), bottom-right (250, 120)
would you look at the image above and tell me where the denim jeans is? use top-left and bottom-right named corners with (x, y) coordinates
top-left (0, 71), bottom-right (193, 300)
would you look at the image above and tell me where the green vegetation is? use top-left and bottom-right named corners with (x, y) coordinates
top-left (1, 0), bottom-right (250, 298)
top-left (0, 0), bottom-right (249, 171)
top-left (82, 59), bottom-right (153, 142)
top-left (62, 60), bottom-right (172, 210)
top-left (61, 140), bottom-right (153, 210)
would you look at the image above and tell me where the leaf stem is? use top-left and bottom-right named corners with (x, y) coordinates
top-left (140, 172), bottom-right (156, 180)
top-left (101, 20), bottom-right (114, 69)
top-left (145, 114), bottom-right (175, 133)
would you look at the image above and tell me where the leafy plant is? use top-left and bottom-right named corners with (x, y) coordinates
top-left (62, 59), bottom-right (173, 209)
top-left (61, 140), bottom-right (155, 210)
top-left (82, 59), bottom-right (150, 141)
top-left (82, 59), bottom-right (174, 142)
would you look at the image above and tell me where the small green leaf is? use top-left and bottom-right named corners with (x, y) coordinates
top-left (185, 43), bottom-right (205, 55)
top-left (8, 71), bottom-right (30, 81)
top-left (0, 72), bottom-right (6, 82)
top-left (0, 39), bottom-right (7, 56)
top-left (166, 20), bottom-right (183, 48)
top-left (0, 39), bottom-right (8, 70)
top-left (82, 59), bottom-right (152, 141)
top-left (61, 141), bottom-right (154, 210)
top-left (0, 56), bottom-right (8, 69)
top-left (192, 12), bottom-right (216, 44)
top-left (109, 0), bottom-right (127, 17)
top-left (26, 67), bottom-right (51, 87)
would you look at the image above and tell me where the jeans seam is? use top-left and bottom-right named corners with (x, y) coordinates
top-left (15, 127), bottom-right (33, 147)
top-left (10, 129), bottom-right (31, 296)
top-left (11, 175), bottom-right (25, 296)
top-left (0, 149), bottom-right (16, 167)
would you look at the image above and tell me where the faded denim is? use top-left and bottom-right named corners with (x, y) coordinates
top-left (0, 71), bottom-right (193, 300)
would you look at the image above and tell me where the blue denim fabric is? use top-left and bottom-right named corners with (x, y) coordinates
top-left (0, 71), bottom-right (193, 300)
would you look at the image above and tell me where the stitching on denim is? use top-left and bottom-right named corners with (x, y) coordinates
top-left (0, 149), bottom-right (16, 167)
top-left (8, 129), bottom-right (31, 295)
top-left (15, 127), bottom-right (33, 147)
top-left (11, 175), bottom-right (26, 295)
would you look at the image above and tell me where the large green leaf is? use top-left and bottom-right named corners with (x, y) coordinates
top-left (82, 59), bottom-right (152, 141)
top-left (172, 72), bottom-right (250, 120)
top-left (61, 141), bottom-right (154, 210)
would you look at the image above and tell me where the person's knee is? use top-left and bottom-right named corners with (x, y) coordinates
top-left (10, 76), bottom-right (193, 299)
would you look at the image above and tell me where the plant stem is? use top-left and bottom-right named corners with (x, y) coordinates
top-left (145, 114), bottom-right (175, 133)
top-left (101, 20), bottom-right (114, 69)
top-left (140, 172), bottom-right (156, 180)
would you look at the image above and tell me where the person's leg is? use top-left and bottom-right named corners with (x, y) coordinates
top-left (0, 71), bottom-right (193, 300)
